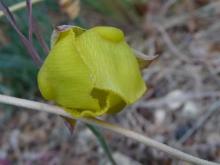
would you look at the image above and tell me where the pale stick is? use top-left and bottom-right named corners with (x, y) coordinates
top-left (0, 0), bottom-right (43, 18)
top-left (0, 94), bottom-right (219, 165)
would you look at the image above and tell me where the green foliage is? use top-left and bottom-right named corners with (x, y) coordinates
top-left (86, 124), bottom-right (117, 165)
top-left (0, 0), bottom-right (53, 97)
top-left (81, 0), bottom-right (113, 15)
top-left (81, 0), bottom-right (139, 24)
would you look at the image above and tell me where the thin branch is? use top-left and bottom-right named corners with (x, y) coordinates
top-left (154, 24), bottom-right (191, 62)
top-left (133, 49), bottom-right (158, 61)
top-left (32, 20), bottom-right (49, 54)
top-left (0, 94), bottom-right (218, 165)
top-left (0, 0), bottom-right (43, 18)
top-left (0, 0), bottom-right (42, 66)
top-left (177, 102), bottom-right (220, 145)
top-left (161, 1), bottom-right (220, 29)
top-left (26, 0), bottom-right (33, 42)
top-left (27, 0), bottom-right (49, 55)
top-left (139, 91), bottom-right (220, 108)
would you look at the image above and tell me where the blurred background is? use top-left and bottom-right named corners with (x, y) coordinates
top-left (0, 0), bottom-right (220, 164)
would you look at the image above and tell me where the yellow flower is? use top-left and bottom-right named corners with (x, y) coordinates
top-left (38, 26), bottom-right (147, 118)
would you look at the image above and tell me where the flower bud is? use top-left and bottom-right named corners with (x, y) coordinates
top-left (38, 26), bottom-right (146, 117)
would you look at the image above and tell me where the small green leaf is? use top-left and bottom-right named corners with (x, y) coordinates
top-left (86, 124), bottom-right (117, 165)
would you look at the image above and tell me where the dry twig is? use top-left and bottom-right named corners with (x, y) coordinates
top-left (139, 91), bottom-right (220, 108)
top-left (177, 102), bottom-right (220, 145)
top-left (0, 0), bottom-right (43, 18)
top-left (0, 94), bottom-right (219, 165)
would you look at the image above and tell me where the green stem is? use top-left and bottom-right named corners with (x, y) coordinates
top-left (86, 124), bottom-right (117, 165)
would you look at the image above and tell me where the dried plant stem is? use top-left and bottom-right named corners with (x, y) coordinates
top-left (161, 2), bottom-right (220, 29)
top-left (177, 102), bottom-right (220, 145)
top-left (0, 94), bottom-right (218, 165)
top-left (133, 49), bottom-right (157, 61)
top-left (0, 0), bottom-right (43, 18)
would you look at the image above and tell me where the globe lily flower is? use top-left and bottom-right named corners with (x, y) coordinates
top-left (38, 25), bottom-right (150, 118)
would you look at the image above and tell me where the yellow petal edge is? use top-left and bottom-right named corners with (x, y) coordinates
top-left (38, 26), bottom-right (146, 118)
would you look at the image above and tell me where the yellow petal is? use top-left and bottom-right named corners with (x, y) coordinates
top-left (93, 26), bottom-right (124, 42)
top-left (38, 28), bottom-right (100, 116)
top-left (50, 25), bottom-right (85, 48)
top-left (75, 26), bottom-right (146, 107)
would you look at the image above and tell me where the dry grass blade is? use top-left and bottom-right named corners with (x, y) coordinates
top-left (0, 94), bottom-right (219, 165)
top-left (32, 20), bottom-right (49, 54)
top-left (0, 0), bottom-right (42, 66)
top-left (161, 1), bottom-right (220, 29)
top-left (0, 0), bottom-right (43, 18)
top-left (26, 0), bottom-right (49, 54)
top-left (0, 1), bottom-right (20, 31)
top-left (177, 102), bottom-right (220, 145)
top-left (154, 24), bottom-right (191, 62)
top-left (26, 0), bottom-right (33, 42)
top-left (139, 91), bottom-right (220, 108)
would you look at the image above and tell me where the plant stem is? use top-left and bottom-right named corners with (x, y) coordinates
top-left (0, 0), bottom-right (43, 18)
top-left (0, 94), bottom-right (218, 165)
top-left (86, 124), bottom-right (117, 165)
